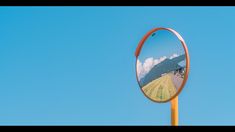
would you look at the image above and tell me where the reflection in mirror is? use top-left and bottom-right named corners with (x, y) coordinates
top-left (136, 29), bottom-right (187, 102)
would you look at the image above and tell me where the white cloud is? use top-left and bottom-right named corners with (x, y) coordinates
top-left (137, 59), bottom-right (145, 80)
top-left (143, 57), bottom-right (155, 74)
top-left (169, 53), bottom-right (179, 59)
top-left (154, 56), bottom-right (166, 65)
top-left (137, 53), bottom-right (179, 80)
top-left (137, 56), bottom-right (166, 80)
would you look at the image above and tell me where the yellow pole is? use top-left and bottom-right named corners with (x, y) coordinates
top-left (171, 96), bottom-right (178, 126)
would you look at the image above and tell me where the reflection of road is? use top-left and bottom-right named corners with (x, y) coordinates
top-left (142, 73), bottom-right (177, 102)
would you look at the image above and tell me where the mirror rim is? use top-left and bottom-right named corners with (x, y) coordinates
top-left (135, 27), bottom-right (190, 103)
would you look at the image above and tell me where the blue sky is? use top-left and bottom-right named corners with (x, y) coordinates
top-left (0, 7), bottom-right (235, 125)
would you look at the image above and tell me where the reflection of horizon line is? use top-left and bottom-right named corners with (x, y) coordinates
top-left (140, 53), bottom-right (185, 63)
top-left (138, 54), bottom-right (186, 81)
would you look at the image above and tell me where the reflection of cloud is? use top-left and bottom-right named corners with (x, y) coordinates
top-left (169, 53), bottom-right (179, 59)
top-left (137, 56), bottom-right (166, 80)
top-left (137, 59), bottom-right (145, 80)
top-left (143, 57), bottom-right (155, 75)
top-left (137, 53), bottom-right (178, 80)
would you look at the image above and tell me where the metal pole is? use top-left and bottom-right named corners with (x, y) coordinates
top-left (171, 96), bottom-right (178, 126)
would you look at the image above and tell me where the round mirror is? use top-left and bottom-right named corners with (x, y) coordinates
top-left (135, 28), bottom-right (190, 103)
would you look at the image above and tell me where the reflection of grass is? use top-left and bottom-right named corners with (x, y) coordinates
top-left (142, 73), bottom-right (176, 102)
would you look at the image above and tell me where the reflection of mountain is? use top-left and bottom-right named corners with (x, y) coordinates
top-left (140, 54), bottom-right (186, 86)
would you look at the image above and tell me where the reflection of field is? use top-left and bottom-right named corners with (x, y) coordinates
top-left (142, 73), bottom-right (177, 102)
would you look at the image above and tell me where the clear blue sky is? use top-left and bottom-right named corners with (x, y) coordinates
top-left (0, 7), bottom-right (235, 125)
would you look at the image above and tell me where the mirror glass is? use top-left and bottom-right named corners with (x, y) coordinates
top-left (136, 29), bottom-right (187, 102)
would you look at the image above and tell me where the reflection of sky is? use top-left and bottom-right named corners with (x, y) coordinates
top-left (138, 30), bottom-right (185, 62)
